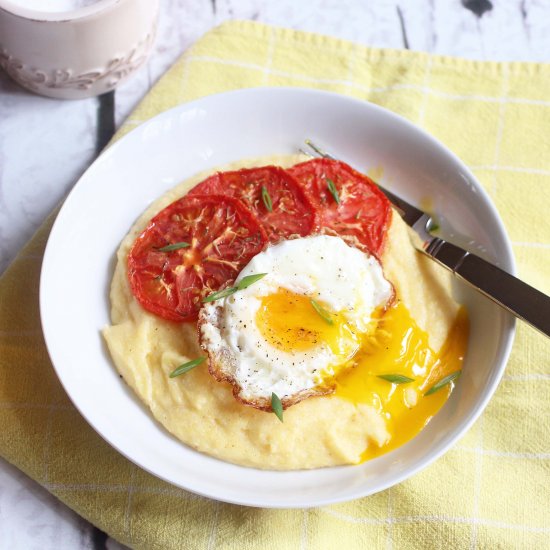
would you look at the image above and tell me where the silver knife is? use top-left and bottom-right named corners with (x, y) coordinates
top-left (304, 140), bottom-right (550, 338)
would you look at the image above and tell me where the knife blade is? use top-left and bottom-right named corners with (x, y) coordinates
top-left (303, 140), bottom-right (550, 338)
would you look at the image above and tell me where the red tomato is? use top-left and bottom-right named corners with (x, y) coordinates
top-left (127, 194), bottom-right (267, 322)
top-left (288, 159), bottom-right (392, 256)
top-left (188, 166), bottom-right (316, 242)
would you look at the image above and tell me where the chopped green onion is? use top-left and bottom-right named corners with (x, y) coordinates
top-left (202, 286), bottom-right (239, 303)
top-left (271, 392), bottom-right (284, 422)
top-left (237, 273), bottom-right (267, 290)
top-left (326, 178), bottom-right (340, 205)
top-left (157, 241), bottom-right (190, 252)
top-left (202, 273), bottom-right (267, 303)
top-left (424, 370), bottom-right (462, 396)
top-left (261, 185), bottom-right (273, 212)
top-left (428, 220), bottom-right (440, 233)
top-left (169, 357), bottom-right (205, 378)
top-left (310, 298), bottom-right (333, 325)
top-left (377, 374), bottom-right (415, 384)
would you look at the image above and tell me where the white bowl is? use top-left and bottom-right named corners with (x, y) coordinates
top-left (40, 88), bottom-right (515, 507)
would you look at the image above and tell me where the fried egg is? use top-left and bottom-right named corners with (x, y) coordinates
top-left (199, 235), bottom-right (394, 410)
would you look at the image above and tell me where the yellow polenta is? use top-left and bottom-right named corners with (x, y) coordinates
top-left (103, 156), bottom-right (461, 470)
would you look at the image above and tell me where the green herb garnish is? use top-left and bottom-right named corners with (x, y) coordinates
top-left (271, 392), bottom-right (284, 422)
top-left (202, 273), bottom-right (267, 303)
top-left (261, 185), bottom-right (273, 212)
top-left (428, 220), bottom-right (440, 233)
top-left (310, 298), bottom-right (333, 325)
top-left (424, 370), bottom-right (461, 396)
top-left (326, 178), bottom-right (340, 205)
top-left (157, 241), bottom-right (190, 252)
top-left (237, 273), bottom-right (267, 290)
top-left (169, 357), bottom-right (205, 378)
top-left (377, 374), bottom-right (415, 384)
top-left (202, 286), bottom-right (239, 303)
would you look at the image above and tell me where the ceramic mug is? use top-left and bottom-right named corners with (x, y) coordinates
top-left (0, 0), bottom-right (159, 99)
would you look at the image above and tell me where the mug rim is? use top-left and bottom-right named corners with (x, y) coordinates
top-left (0, 0), bottom-right (121, 22)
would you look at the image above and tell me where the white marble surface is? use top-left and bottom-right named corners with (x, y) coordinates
top-left (1, 0), bottom-right (549, 547)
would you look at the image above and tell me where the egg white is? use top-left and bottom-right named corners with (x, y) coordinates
top-left (200, 235), bottom-right (393, 403)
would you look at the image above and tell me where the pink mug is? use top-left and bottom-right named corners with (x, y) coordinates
top-left (0, 0), bottom-right (159, 99)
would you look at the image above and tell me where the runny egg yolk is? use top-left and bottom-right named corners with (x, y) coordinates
top-left (335, 302), bottom-right (468, 461)
top-left (255, 288), bottom-right (361, 366)
top-left (256, 288), bottom-right (468, 462)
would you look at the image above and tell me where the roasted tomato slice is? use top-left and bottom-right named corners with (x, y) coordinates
top-left (188, 166), bottom-right (316, 242)
top-left (288, 158), bottom-right (392, 256)
top-left (127, 194), bottom-right (267, 322)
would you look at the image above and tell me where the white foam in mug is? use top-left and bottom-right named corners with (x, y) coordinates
top-left (7, 0), bottom-right (100, 12)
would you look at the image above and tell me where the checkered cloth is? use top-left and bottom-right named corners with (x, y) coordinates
top-left (1, 20), bottom-right (549, 549)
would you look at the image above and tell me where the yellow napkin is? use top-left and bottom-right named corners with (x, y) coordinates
top-left (1, 20), bottom-right (549, 549)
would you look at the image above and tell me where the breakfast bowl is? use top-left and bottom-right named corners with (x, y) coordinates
top-left (40, 88), bottom-right (515, 507)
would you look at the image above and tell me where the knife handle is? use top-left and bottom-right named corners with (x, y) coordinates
top-left (424, 238), bottom-right (550, 337)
